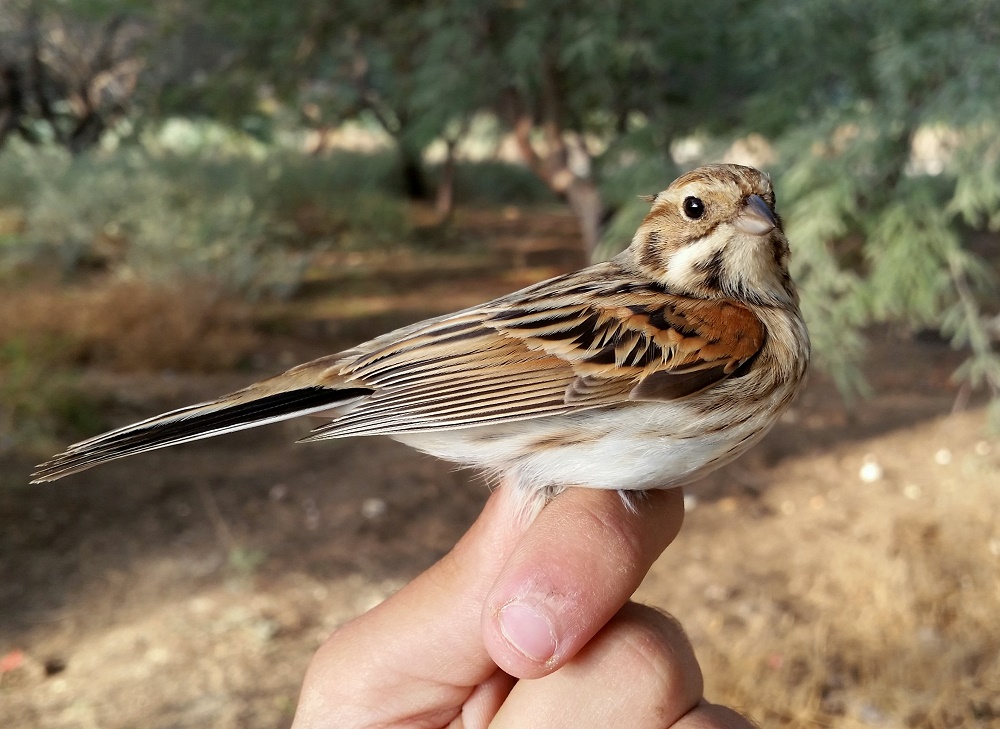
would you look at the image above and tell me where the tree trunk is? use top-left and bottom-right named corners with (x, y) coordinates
top-left (434, 138), bottom-right (458, 224)
top-left (0, 65), bottom-right (26, 150)
top-left (564, 178), bottom-right (603, 255)
top-left (509, 112), bottom-right (604, 257)
top-left (400, 144), bottom-right (429, 200)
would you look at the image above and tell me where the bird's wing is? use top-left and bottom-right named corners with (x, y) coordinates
top-left (306, 265), bottom-right (764, 438)
top-left (31, 265), bottom-right (765, 480)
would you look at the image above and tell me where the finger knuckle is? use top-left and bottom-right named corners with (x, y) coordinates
top-left (609, 604), bottom-right (704, 705)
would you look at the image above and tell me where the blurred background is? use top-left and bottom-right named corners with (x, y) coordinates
top-left (1, 1), bottom-right (998, 726)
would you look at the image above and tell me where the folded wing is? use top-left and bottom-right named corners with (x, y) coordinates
top-left (32, 262), bottom-right (765, 481)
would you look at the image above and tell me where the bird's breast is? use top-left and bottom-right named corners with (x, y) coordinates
top-left (393, 398), bottom-right (779, 494)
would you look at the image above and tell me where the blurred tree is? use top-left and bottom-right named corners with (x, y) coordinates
top-left (181, 0), bottom-right (459, 200)
top-left (2, 0), bottom-right (997, 414)
top-left (0, 0), bottom-right (147, 153)
top-left (406, 0), bottom-right (763, 248)
top-left (735, 0), bottom-right (1000, 413)
top-left (151, 0), bottom-right (758, 244)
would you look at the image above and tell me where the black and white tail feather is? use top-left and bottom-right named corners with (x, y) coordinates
top-left (30, 386), bottom-right (370, 483)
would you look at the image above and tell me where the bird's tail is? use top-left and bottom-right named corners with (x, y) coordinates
top-left (30, 384), bottom-right (371, 483)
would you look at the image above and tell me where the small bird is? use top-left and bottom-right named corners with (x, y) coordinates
top-left (32, 164), bottom-right (810, 515)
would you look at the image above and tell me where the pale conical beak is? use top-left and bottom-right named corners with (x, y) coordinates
top-left (735, 194), bottom-right (777, 235)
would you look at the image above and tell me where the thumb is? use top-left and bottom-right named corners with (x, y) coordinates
top-left (483, 487), bottom-right (685, 678)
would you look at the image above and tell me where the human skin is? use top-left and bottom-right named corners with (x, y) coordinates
top-left (291, 482), bottom-right (757, 729)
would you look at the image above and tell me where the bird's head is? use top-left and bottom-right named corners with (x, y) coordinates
top-left (628, 164), bottom-right (797, 308)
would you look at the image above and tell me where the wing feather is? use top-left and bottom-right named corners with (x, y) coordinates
top-left (305, 262), bottom-right (765, 438)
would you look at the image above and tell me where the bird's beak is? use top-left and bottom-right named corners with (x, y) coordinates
top-left (735, 194), bottom-right (777, 235)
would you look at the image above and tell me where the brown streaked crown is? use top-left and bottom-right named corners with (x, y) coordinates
top-left (626, 164), bottom-right (795, 308)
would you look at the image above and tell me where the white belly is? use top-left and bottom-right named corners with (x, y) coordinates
top-left (394, 400), bottom-right (775, 494)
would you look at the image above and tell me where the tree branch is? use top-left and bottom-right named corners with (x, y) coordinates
top-left (26, 10), bottom-right (67, 145)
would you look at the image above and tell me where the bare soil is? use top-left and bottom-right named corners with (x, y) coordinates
top-left (1, 207), bottom-right (998, 728)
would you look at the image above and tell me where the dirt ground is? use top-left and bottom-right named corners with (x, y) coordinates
top-left (1, 208), bottom-right (998, 728)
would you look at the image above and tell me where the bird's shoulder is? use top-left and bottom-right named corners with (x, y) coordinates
top-left (483, 259), bottom-right (765, 375)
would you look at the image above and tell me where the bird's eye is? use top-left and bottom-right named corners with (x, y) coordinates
top-left (682, 196), bottom-right (705, 219)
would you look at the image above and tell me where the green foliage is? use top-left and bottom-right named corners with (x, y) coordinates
top-left (3, 142), bottom-right (277, 293)
top-left (0, 339), bottom-right (105, 453)
top-left (594, 129), bottom-right (681, 260)
top-left (748, 0), bottom-right (1000, 408)
top-left (0, 133), bottom-right (409, 298)
top-left (448, 161), bottom-right (556, 206)
top-left (258, 149), bottom-right (408, 249)
top-left (778, 150), bottom-right (871, 397)
top-left (226, 544), bottom-right (268, 578)
top-left (5, 0), bottom-right (1000, 412)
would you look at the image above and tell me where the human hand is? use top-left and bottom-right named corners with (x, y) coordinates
top-left (291, 482), bottom-right (756, 728)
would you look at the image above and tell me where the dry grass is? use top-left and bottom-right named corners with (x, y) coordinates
top-left (0, 280), bottom-right (259, 373)
top-left (4, 399), bottom-right (996, 729)
top-left (640, 411), bottom-right (1000, 728)
top-left (0, 279), bottom-right (261, 450)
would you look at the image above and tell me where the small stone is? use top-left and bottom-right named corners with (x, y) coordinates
top-left (974, 441), bottom-right (992, 456)
top-left (269, 484), bottom-right (288, 501)
top-left (703, 584), bottom-right (727, 601)
top-left (146, 647), bottom-right (171, 666)
top-left (361, 498), bottom-right (387, 520)
top-left (903, 484), bottom-right (922, 500)
top-left (934, 448), bottom-right (952, 465)
top-left (303, 498), bottom-right (320, 531)
top-left (780, 500), bottom-right (796, 516)
top-left (916, 626), bottom-right (940, 645)
top-left (988, 538), bottom-right (1000, 557)
top-left (189, 596), bottom-right (215, 615)
top-left (0, 650), bottom-right (24, 674)
top-left (856, 703), bottom-right (887, 725)
top-left (859, 455), bottom-right (883, 483)
top-left (718, 497), bottom-right (738, 513)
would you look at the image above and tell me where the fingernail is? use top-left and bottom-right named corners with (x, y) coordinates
top-left (498, 602), bottom-right (556, 661)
